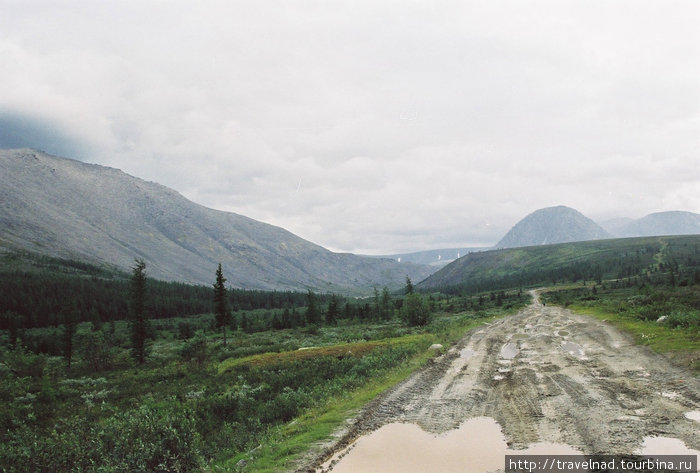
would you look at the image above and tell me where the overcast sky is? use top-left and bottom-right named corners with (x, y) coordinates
top-left (1, 1), bottom-right (699, 254)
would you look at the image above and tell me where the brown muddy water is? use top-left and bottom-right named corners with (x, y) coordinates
top-left (320, 417), bottom-right (581, 473)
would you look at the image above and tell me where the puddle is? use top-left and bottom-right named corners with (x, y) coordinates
top-left (685, 411), bottom-right (700, 422)
top-left (500, 342), bottom-right (519, 360)
top-left (558, 330), bottom-right (569, 336)
top-left (460, 348), bottom-right (475, 360)
top-left (560, 341), bottom-right (585, 358)
top-left (320, 417), bottom-right (581, 473)
top-left (636, 436), bottom-right (700, 469)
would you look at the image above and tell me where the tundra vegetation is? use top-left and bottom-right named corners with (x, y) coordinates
top-left (0, 251), bottom-right (528, 472)
top-left (1, 234), bottom-right (699, 472)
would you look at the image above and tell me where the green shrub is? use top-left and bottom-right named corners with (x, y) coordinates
top-left (401, 294), bottom-right (432, 326)
top-left (101, 398), bottom-right (202, 473)
top-left (664, 310), bottom-right (700, 329)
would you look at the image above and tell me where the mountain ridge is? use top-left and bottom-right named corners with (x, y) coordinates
top-left (0, 148), bottom-right (433, 292)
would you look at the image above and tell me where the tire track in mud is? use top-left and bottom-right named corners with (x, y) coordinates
top-left (297, 292), bottom-right (700, 472)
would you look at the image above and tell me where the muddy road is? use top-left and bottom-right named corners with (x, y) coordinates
top-left (300, 292), bottom-right (700, 472)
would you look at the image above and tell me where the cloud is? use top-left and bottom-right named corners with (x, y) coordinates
top-left (1, 0), bottom-right (698, 253)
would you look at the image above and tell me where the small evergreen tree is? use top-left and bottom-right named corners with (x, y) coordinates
top-left (405, 277), bottom-right (414, 295)
top-left (326, 294), bottom-right (339, 325)
top-left (380, 287), bottom-right (393, 320)
top-left (129, 259), bottom-right (149, 364)
top-left (305, 290), bottom-right (321, 325)
top-left (401, 293), bottom-right (431, 326)
top-left (213, 263), bottom-right (231, 345)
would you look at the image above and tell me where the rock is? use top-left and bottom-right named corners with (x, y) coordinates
top-left (429, 344), bottom-right (443, 351)
top-left (656, 315), bottom-right (667, 323)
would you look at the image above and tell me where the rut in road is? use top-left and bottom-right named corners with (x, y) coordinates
top-left (301, 291), bottom-right (700, 471)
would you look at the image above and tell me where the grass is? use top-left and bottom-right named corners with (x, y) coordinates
top-left (228, 306), bottom-right (523, 473)
top-left (569, 303), bottom-right (700, 372)
top-left (217, 334), bottom-right (431, 373)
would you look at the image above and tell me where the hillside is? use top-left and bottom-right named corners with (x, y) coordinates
top-left (0, 148), bottom-right (432, 292)
top-left (616, 211), bottom-right (700, 237)
top-left (418, 235), bottom-right (700, 293)
top-left (496, 206), bottom-right (611, 249)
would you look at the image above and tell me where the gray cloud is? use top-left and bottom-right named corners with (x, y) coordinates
top-left (1, 0), bottom-right (698, 254)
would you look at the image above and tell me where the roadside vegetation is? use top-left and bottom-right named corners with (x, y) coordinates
top-left (541, 282), bottom-right (700, 372)
top-left (0, 253), bottom-right (529, 472)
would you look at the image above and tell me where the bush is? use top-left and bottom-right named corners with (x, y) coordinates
top-left (3, 345), bottom-right (46, 378)
top-left (101, 398), bottom-right (202, 473)
top-left (664, 310), bottom-right (700, 329)
top-left (5, 400), bottom-right (203, 473)
top-left (179, 333), bottom-right (208, 365)
top-left (401, 294), bottom-right (431, 326)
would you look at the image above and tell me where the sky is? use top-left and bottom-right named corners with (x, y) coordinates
top-left (1, 1), bottom-right (699, 254)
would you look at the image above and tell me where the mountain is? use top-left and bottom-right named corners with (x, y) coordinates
top-left (0, 149), bottom-right (433, 292)
top-left (367, 247), bottom-right (488, 268)
top-left (495, 206), bottom-right (611, 249)
top-left (614, 211), bottom-right (700, 238)
top-left (418, 235), bottom-right (700, 293)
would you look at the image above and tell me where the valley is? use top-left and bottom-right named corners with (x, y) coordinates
top-left (1, 149), bottom-right (699, 472)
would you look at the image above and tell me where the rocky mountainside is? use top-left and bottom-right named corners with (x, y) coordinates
top-left (0, 149), bottom-right (433, 291)
top-left (614, 211), bottom-right (700, 238)
top-left (496, 206), bottom-right (611, 249)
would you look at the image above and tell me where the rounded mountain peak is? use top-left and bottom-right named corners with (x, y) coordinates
top-left (496, 206), bottom-right (611, 249)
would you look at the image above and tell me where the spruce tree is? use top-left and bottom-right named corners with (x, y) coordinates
top-left (405, 277), bottom-right (414, 295)
top-left (326, 294), bottom-right (339, 325)
top-left (213, 263), bottom-right (231, 345)
top-left (129, 259), bottom-right (149, 364)
top-left (380, 287), bottom-right (393, 320)
top-left (305, 290), bottom-right (321, 325)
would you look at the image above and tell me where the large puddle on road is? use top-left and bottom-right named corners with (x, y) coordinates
top-left (637, 436), bottom-right (700, 470)
top-left (320, 417), bottom-right (581, 473)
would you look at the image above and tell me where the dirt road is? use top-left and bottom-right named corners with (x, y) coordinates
top-left (300, 291), bottom-right (700, 472)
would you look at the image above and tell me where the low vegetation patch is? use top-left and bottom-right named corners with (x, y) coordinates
top-left (0, 277), bottom-right (528, 473)
top-left (542, 283), bottom-right (700, 372)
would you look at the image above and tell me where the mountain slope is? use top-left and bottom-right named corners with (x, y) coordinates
top-left (0, 149), bottom-right (432, 291)
top-left (616, 211), bottom-right (700, 237)
top-left (418, 235), bottom-right (700, 293)
top-left (496, 205), bottom-right (611, 249)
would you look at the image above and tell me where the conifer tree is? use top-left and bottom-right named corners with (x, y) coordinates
top-left (213, 263), bottom-right (231, 345)
top-left (129, 259), bottom-right (149, 364)
top-left (326, 294), bottom-right (339, 325)
top-left (405, 277), bottom-right (414, 295)
top-left (305, 290), bottom-right (321, 325)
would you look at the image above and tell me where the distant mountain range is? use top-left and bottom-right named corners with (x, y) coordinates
top-left (611, 211), bottom-right (700, 238)
top-left (494, 205), bottom-right (700, 250)
top-left (0, 149), bottom-right (433, 292)
top-left (367, 247), bottom-right (487, 268)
